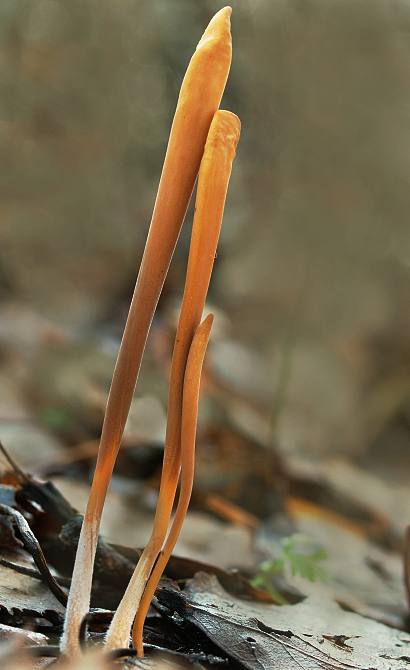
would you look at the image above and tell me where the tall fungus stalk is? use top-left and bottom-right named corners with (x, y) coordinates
top-left (61, 7), bottom-right (238, 658)
top-left (105, 110), bottom-right (240, 653)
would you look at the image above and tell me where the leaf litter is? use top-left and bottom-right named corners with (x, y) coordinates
top-left (157, 572), bottom-right (410, 670)
top-left (0, 464), bottom-right (409, 668)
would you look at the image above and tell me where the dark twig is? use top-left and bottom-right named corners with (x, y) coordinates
top-left (78, 610), bottom-right (222, 663)
top-left (108, 644), bottom-right (228, 665)
top-left (22, 645), bottom-right (60, 658)
top-left (0, 441), bottom-right (29, 482)
top-left (0, 558), bottom-right (71, 587)
top-left (23, 641), bottom-right (228, 665)
top-left (0, 504), bottom-right (68, 606)
top-left (82, 621), bottom-right (228, 665)
top-left (79, 609), bottom-right (113, 649)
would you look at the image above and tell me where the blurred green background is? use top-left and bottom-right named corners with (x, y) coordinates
top-left (0, 0), bottom-right (409, 476)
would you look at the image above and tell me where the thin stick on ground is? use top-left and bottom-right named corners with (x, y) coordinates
top-left (61, 7), bottom-right (232, 657)
top-left (105, 109), bottom-right (240, 652)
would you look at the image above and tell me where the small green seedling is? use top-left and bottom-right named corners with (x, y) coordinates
top-left (252, 533), bottom-right (329, 603)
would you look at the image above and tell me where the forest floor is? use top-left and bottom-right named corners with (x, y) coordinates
top-left (0, 295), bottom-right (409, 670)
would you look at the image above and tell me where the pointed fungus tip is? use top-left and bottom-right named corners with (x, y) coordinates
top-left (210, 5), bottom-right (232, 25)
top-left (216, 108), bottom-right (241, 132)
top-left (207, 110), bottom-right (241, 156)
top-left (220, 6), bottom-right (232, 18)
top-left (203, 312), bottom-right (214, 330)
top-left (197, 6), bottom-right (232, 51)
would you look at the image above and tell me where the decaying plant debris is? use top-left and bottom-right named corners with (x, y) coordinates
top-left (1, 431), bottom-right (409, 670)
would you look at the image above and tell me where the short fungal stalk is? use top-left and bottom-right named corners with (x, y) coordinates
top-left (105, 110), bottom-right (240, 653)
top-left (61, 7), bottom-right (232, 657)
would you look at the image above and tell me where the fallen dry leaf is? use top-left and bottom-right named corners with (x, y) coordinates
top-left (0, 559), bottom-right (64, 620)
top-left (158, 572), bottom-right (410, 670)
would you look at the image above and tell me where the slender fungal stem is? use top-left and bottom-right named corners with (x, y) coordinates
top-left (105, 109), bottom-right (240, 652)
top-left (61, 7), bottom-right (232, 657)
top-left (133, 315), bottom-right (214, 656)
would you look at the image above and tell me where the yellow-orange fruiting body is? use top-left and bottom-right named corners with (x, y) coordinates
top-left (133, 314), bottom-right (214, 656)
top-left (105, 109), bottom-right (240, 653)
top-left (61, 8), bottom-right (232, 657)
